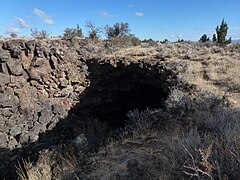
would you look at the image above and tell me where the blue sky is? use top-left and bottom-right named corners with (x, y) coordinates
top-left (1, 0), bottom-right (239, 41)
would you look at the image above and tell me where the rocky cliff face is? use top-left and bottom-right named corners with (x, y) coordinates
top-left (0, 39), bottom-right (179, 179)
top-left (0, 39), bottom-right (88, 150)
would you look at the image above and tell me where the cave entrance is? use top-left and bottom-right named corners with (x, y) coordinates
top-left (92, 82), bottom-right (167, 128)
top-left (76, 61), bottom-right (171, 130)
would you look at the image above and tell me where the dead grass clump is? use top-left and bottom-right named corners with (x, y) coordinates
top-left (16, 155), bottom-right (52, 180)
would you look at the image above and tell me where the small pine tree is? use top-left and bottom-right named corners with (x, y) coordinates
top-left (76, 24), bottom-right (83, 38)
top-left (215, 19), bottom-right (231, 45)
top-left (199, 34), bottom-right (210, 43)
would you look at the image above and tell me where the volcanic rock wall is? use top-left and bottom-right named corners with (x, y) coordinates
top-left (0, 39), bottom-right (91, 150)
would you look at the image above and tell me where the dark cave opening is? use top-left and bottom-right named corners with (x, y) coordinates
top-left (92, 83), bottom-right (167, 128)
top-left (75, 61), bottom-right (172, 131)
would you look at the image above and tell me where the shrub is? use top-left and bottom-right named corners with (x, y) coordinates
top-left (10, 33), bottom-right (18, 38)
top-left (85, 21), bottom-right (102, 40)
top-left (108, 34), bottom-right (141, 47)
top-left (31, 28), bottom-right (50, 39)
top-left (177, 39), bottom-right (184, 43)
top-left (125, 108), bottom-right (162, 134)
top-left (142, 38), bottom-right (158, 46)
top-left (162, 39), bottom-right (169, 43)
top-left (63, 24), bottom-right (83, 40)
top-left (105, 22), bottom-right (130, 38)
top-left (165, 89), bottom-right (240, 179)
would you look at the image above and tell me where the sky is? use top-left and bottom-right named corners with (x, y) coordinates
top-left (0, 0), bottom-right (240, 41)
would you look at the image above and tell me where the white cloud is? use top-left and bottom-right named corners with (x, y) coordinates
top-left (43, 18), bottom-right (54, 25)
top-left (134, 12), bottom-right (144, 17)
top-left (169, 34), bottom-right (183, 39)
top-left (98, 10), bottom-right (109, 17)
top-left (16, 17), bottom-right (30, 28)
top-left (33, 8), bottom-right (54, 24)
top-left (97, 10), bottom-right (116, 18)
top-left (127, 4), bottom-right (134, 8)
top-left (5, 27), bottom-right (20, 34)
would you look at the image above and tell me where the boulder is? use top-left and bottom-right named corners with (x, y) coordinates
top-left (25, 40), bottom-right (35, 51)
top-left (59, 77), bottom-right (68, 87)
top-left (0, 50), bottom-right (11, 62)
top-left (27, 67), bottom-right (41, 80)
top-left (6, 58), bottom-right (23, 76)
top-left (33, 57), bottom-right (45, 67)
top-left (10, 49), bottom-right (21, 58)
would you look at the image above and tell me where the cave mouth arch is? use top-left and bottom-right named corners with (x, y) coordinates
top-left (75, 60), bottom-right (172, 130)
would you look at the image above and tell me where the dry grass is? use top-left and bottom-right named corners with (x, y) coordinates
top-left (16, 156), bottom-right (52, 180)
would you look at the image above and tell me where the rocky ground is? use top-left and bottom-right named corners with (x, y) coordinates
top-left (0, 38), bottom-right (239, 179)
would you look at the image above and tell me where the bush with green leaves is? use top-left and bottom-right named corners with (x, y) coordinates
top-left (215, 19), bottom-right (231, 46)
top-left (105, 22), bottom-right (130, 38)
top-left (10, 33), bottom-right (18, 38)
top-left (63, 24), bottom-right (83, 40)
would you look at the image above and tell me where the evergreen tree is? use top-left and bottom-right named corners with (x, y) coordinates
top-left (105, 22), bottom-right (130, 38)
top-left (215, 19), bottom-right (231, 45)
top-left (212, 34), bottom-right (217, 42)
top-left (199, 34), bottom-right (210, 42)
top-left (76, 24), bottom-right (83, 37)
top-left (177, 39), bottom-right (184, 42)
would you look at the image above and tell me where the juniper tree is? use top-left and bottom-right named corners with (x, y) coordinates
top-left (199, 34), bottom-right (210, 43)
top-left (215, 19), bottom-right (231, 45)
top-left (105, 22), bottom-right (130, 38)
top-left (63, 24), bottom-right (83, 40)
top-left (212, 34), bottom-right (217, 42)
